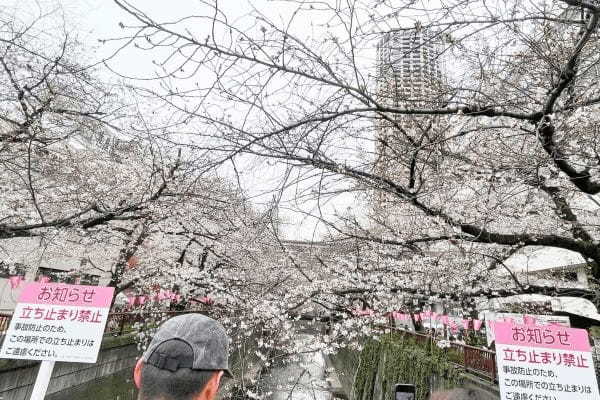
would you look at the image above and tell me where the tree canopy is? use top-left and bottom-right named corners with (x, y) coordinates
top-left (3, 0), bottom-right (600, 357)
top-left (109, 0), bottom-right (600, 302)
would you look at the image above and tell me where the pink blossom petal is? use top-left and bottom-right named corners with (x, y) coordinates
top-left (8, 276), bottom-right (22, 289)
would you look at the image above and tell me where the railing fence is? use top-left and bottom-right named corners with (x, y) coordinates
top-left (0, 309), bottom-right (208, 339)
top-left (391, 327), bottom-right (497, 382)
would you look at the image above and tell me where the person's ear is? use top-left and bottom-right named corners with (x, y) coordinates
top-left (133, 358), bottom-right (144, 389)
top-left (197, 370), bottom-right (223, 400)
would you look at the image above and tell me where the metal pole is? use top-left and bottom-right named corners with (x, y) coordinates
top-left (30, 360), bottom-right (55, 400)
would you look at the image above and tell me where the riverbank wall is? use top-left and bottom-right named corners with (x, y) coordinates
top-left (0, 330), bottom-right (265, 400)
top-left (0, 335), bottom-right (138, 400)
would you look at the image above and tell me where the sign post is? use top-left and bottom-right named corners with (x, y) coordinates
top-left (30, 360), bottom-right (55, 400)
top-left (0, 282), bottom-right (114, 398)
top-left (494, 321), bottom-right (600, 400)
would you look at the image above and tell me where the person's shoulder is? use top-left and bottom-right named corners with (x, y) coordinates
top-left (429, 388), bottom-right (479, 400)
top-left (429, 391), bottom-right (450, 400)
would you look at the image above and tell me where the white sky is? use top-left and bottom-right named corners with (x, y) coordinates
top-left (6, 0), bottom-right (363, 241)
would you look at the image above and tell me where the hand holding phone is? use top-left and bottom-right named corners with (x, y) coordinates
top-left (395, 383), bottom-right (416, 400)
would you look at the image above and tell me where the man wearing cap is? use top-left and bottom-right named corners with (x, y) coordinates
top-left (133, 314), bottom-right (232, 400)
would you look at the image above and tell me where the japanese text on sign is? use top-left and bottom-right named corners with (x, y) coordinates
top-left (36, 286), bottom-right (97, 304)
top-left (494, 321), bottom-right (599, 400)
top-left (509, 327), bottom-right (571, 346)
top-left (18, 306), bottom-right (103, 323)
top-left (0, 282), bottom-right (114, 364)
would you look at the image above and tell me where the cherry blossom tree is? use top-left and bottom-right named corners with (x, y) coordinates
top-left (0, 4), bottom-right (285, 322)
top-left (0, 4), bottom-right (182, 242)
top-left (110, 0), bottom-right (600, 305)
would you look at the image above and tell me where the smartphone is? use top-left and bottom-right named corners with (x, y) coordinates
top-left (394, 384), bottom-right (416, 400)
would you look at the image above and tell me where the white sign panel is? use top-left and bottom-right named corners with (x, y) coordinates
top-left (495, 321), bottom-right (599, 400)
top-left (0, 283), bottom-right (114, 363)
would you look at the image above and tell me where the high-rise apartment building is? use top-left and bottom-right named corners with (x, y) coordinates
top-left (373, 29), bottom-right (447, 217)
top-left (375, 29), bottom-right (445, 108)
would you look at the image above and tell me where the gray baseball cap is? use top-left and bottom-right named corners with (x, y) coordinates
top-left (142, 313), bottom-right (232, 377)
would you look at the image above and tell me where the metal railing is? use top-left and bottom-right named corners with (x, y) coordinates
top-left (391, 327), bottom-right (497, 382)
top-left (0, 309), bottom-right (208, 338)
top-left (103, 309), bottom-right (210, 336)
top-left (0, 313), bottom-right (10, 334)
top-left (1, 310), bottom-right (498, 381)
top-left (451, 342), bottom-right (497, 381)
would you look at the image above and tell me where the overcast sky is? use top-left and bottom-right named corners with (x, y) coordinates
top-left (6, 0), bottom-right (362, 241)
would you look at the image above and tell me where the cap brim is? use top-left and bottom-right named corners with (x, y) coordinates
top-left (223, 369), bottom-right (233, 378)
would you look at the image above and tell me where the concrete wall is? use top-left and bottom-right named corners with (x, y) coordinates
top-left (0, 331), bottom-right (265, 400)
top-left (0, 339), bottom-right (138, 400)
top-left (0, 322), bottom-right (272, 400)
top-left (45, 368), bottom-right (138, 400)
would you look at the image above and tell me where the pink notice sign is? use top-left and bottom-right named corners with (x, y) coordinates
top-left (495, 322), bottom-right (599, 400)
top-left (495, 321), bottom-right (591, 352)
top-left (0, 282), bottom-right (115, 363)
top-left (18, 282), bottom-right (114, 308)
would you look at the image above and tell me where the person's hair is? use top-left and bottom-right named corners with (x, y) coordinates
top-left (140, 363), bottom-right (216, 400)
